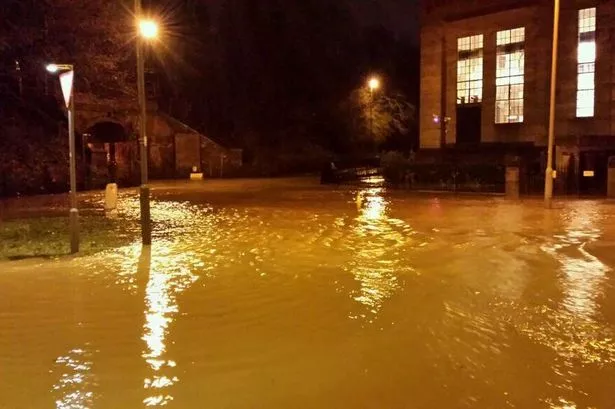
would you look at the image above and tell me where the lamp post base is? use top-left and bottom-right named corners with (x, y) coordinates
top-left (140, 185), bottom-right (151, 245)
top-left (69, 208), bottom-right (79, 254)
top-left (544, 168), bottom-right (554, 209)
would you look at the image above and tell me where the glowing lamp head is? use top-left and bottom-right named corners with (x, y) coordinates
top-left (433, 115), bottom-right (440, 124)
top-left (368, 77), bottom-right (380, 91)
top-left (139, 20), bottom-right (159, 39)
top-left (46, 64), bottom-right (59, 73)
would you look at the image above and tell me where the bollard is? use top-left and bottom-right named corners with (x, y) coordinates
top-left (105, 183), bottom-right (118, 212)
top-left (505, 167), bottom-right (520, 199)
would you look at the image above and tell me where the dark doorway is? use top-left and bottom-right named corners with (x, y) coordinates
top-left (579, 151), bottom-right (608, 196)
top-left (456, 105), bottom-right (481, 145)
top-left (85, 121), bottom-right (136, 188)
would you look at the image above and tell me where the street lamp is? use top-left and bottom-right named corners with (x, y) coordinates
top-left (139, 20), bottom-right (158, 39)
top-left (46, 63), bottom-right (79, 253)
top-left (545, 0), bottom-right (560, 208)
top-left (367, 77), bottom-right (380, 141)
top-left (368, 77), bottom-right (380, 92)
top-left (135, 8), bottom-right (159, 246)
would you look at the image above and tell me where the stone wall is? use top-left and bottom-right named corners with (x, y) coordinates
top-left (73, 96), bottom-right (242, 180)
top-left (420, 0), bottom-right (615, 149)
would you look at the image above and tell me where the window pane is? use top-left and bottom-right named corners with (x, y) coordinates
top-left (577, 107), bottom-right (594, 117)
top-left (458, 37), bottom-right (470, 51)
top-left (510, 99), bottom-right (524, 122)
top-left (474, 35), bottom-right (483, 49)
top-left (578, 41), bottom-right (596, 64)
top-left (496, 77), bottom-right (509, 86)
top-left (496, 85), bottom-right (509, 101)
top-left (511, 28), bottom-right (525, 43)
top-left (457, 89), bottom-right (468, 104)
top-left (510, 84), bottom-right (524, 99)
top-left (509, 75), bottom-right (524, 85)
top-left (577, 90), bottom-right (594, 105)
top-left (510, 52), bottom-right (524, 75)
top-left (496, 101), bottom-right (510, 123)
top-left (577, 72), bottom-right (595, 90)
top-left (578, 62), bottom-right (595, 74)
top-left (496, 27), bottom-right (524, 46)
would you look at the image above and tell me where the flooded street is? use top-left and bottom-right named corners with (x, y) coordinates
top-left (1, 178), bottom-right (615, 408)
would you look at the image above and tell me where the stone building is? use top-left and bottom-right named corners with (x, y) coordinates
top-left (75, 94), bottom-right (242, 188)
top-left (420, 0), bottom-right (615, 194)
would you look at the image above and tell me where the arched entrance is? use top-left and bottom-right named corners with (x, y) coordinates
top-left (84, 121), bottom-right (137, 188)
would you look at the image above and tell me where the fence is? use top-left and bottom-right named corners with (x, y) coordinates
top-left (401, 163), bottom-right (507, 194)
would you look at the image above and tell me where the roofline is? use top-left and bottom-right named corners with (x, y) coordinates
top-left (158, 112), bottom-right (238, 150)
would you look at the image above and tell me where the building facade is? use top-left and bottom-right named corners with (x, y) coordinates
top-left (420, 0), bottom-right (615, 194)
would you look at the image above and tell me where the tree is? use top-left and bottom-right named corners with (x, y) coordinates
top-left (2, 0), bottom-right (136, 99)
top-left (341, 85), bottom-right (415, 152)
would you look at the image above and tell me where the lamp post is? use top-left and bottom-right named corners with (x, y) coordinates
top-left (545, 0), bottom-right (560, 208)
top-left (368, 77), bottom-right (380, 141)
top-left (46, 63), bottom-right (79, 253)
top-left (135, 2), bottom-right (158, 246)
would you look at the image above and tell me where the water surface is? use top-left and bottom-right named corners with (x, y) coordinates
top-left (1, 179), bottom-right (615, 408)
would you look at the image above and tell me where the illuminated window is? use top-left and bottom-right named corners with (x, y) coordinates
top-left (495, 28), bottom-right (525, 123)
top-left (577, 8), bottom-right (596, 118)
top-left (457, 35), bottom-right (483, 105)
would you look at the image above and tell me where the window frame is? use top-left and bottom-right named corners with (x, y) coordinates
top-left (456, 34), bottom-right (484, 105)
top-left (576, 7), bottom-right (596, 118)
top-left (495, 27), bottom-right (525, 124)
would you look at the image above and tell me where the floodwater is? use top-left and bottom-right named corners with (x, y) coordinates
top-left (1, 178), bottom-right (615, 408)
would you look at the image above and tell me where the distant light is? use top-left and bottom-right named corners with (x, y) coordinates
top-left (139, 20), bottom-right (159, 39)
top-left (368, 77), bottom-right (380, 91)
top-left (46, 64), bottom-right (59, 73)
top-left (433, 115), bottom-right (440, 124)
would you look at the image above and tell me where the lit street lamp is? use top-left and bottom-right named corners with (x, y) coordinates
top-left (368, 77), bottom-right (380, 141)
top-left (139, 20), bottom-right (158, 39)
top-left (545, 0), bottom-right (560, 208)
top-left (135, 6), bottom-right (158, 246)
top-left (368, 77), bottom-right (380, 92)
top-left (46, 63), bottom-right (79, 253)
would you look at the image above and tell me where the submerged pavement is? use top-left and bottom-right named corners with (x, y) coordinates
top-left (1, 178), bottom-right (615, 408)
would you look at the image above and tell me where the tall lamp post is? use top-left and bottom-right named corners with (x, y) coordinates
top-left (368, 77), bottom-right (380, 141)
top-left (46, 63), bottom-right (79, 254)
top-left (135, 3), bottom-right (158, 246)
top-left (545, 0), bottom-right (560, 208)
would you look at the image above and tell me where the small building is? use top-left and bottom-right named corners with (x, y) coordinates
top-left (75, 95), bottom-right (242, 188)
top-left (420, 0), bottom-right (615, 194)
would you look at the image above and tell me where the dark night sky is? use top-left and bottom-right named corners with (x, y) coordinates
top-left (348, 0), bottom-right (419, 42)
top-left (201, 0), bottom-right (420, 43)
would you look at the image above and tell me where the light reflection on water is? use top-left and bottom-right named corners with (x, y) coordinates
top-left (52, 347), bottom-right (95, 409)
top-left (349, 187), bottom-right (412, 321)
top-left (507, 202), bottom-right (615, 409)
top-left (135, 243), bottom-right (200, 407)
top-left (530, 203), bottom-right (615, 365)
top-left (102, 198), bottom-right (205, 407)
top-left (557, 203), bottom-right (608, 320)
